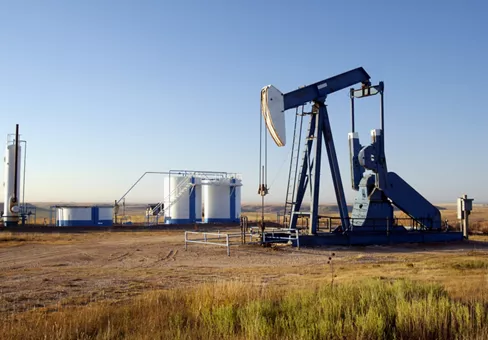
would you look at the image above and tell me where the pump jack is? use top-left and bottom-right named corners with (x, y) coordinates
top-left (260, 67), bottom-right (460, 245)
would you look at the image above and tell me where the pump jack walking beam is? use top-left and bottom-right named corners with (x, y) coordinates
top-left (282, 68), bottom-right (371, 110)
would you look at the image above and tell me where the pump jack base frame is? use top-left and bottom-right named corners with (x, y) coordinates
top-left (288, 230), bottom-right (464, 247)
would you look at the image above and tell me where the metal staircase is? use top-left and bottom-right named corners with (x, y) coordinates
top-left (152, 176), bottom-right (194, 219)
top-left (283, 105), bottom-right (306, 227)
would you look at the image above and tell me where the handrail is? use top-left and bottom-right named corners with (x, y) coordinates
top-left (314, 215), bottom-right (440, 233)
top-left (155, 176), bottom-right (193, 217)
top-left (117, 172), bottom-right (169, 204)
top-left (117, 170), bottom-right (242, 205)
top-left (184, 231), bottom-right (246, 256)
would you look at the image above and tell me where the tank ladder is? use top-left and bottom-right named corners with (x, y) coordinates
top-left (151, 177), bottom-right (195, 222)
top-left (283, 105), bottom-right (306, 227)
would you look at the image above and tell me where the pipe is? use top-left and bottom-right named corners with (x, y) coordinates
top-left (168, 169), bottom-right (235, 180)
top-left (116, 171), bottom-right (169, 204)
top-left (259, 103), bottom-right (263, 191)
top-left (265, 120), bottom-right (268, 186)
top-left (350, 88), bottom-right (355, 132)
top-left (21, 141), bottom-right (27, 215)
top-left (13, 124), bottom-right (19, 204)
top-left (169, 169), bottom-right (229, 175)
top-left (380, 82), bottom-right (385, 141)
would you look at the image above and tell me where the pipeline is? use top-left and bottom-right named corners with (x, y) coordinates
top-left (11, 124), bottom-right (19, 213)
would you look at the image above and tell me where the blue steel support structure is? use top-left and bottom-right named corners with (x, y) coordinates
top-left (310, 104), bottom-right (324, 233)
top-left (283, 67), bottom-right (371, 234)
top-left (348, 82), bottom-right (442, 231)
top-left (289, 114), bottom-right (316, 229)
top-left (321, 103), bottom-right (350, 231)
top-left (283, 68), bottom-right (371, 110)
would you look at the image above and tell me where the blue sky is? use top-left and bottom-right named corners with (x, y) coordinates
top-left (0, 0), bottom-right (486, 205)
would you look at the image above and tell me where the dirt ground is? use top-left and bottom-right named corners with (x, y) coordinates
top-left (1, 227), bottom-right (488, 315)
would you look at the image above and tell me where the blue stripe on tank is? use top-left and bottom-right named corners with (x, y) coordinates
top-left (56, 219), bottom-right (113, 227)
top-left (230, 178), bottom-right (236, 220)
top-left (91, 207), bottom-right (99, 225)
top-left (203, 218), bottom-right (240, 223)
top-left (165, 218), bottom-right (195, 224)
top-left (189, 177), bottom-right (196, 221)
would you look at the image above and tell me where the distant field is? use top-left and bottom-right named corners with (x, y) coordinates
top-left (7, 202), bottom-right (488, 233)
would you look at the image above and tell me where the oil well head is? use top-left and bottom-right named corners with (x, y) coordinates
top-left (3, 124), bottom-right (25, 227)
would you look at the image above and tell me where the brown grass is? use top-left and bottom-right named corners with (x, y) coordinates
top-left (2, 278), bottom-right (488, 340)
top-left (0, 232), bottom-right (79, 247)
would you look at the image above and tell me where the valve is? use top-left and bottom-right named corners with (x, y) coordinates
top-left (9, 196), bottom-right (19, 213)
top-left (258, 184), bottom-right (268, 196)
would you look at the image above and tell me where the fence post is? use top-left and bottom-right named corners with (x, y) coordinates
top-left (226, 234), bottom-right (230, 256)
top-left (184, 231), bottom-right (188, 251)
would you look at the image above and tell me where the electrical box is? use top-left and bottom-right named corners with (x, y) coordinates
top-left (457, 195), bottom-right (474, 219)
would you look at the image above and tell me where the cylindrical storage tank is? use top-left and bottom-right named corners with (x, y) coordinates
top-left (202, 178), bottom-right (241, 223)
top-left (163, 175), bottom-right (202, 224)
top-left (3, 143), bottom-right (22, 226)
top-left (55, 206), bottom-right (114, 227)
top-left (97, 206), bottom-right (114, 226)
top-left (55, 207), bottom-right (63, 225)
top-left (56, 207), bottom-right (92, 226)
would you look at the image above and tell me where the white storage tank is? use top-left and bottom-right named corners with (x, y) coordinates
top-left (97, 206), bottom-right (114, 226)
top-left (55, 206), bottom-right (113, 226)
top-left (202, 177), bottom-right (242, 223)
top-left (163, 175), bottom-right (202, 224)
top-left (3, 143), bottom-right (22, 226)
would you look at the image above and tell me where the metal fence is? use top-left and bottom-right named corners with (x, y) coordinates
top-left (275, 213), bottom-right (451, 234)
top-left (184, 216), bottom-right (301, 255)
top-left (184, 231), bottom-right (249, 256)
top-left (249, 226), bottom-right (300, 248)
top-left (315, 216), bottom-right (448, 233)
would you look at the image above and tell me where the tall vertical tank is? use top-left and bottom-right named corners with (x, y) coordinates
top-left (3, 143), bottom-right (22, 226)
top-left (163, 175), bottom-right (202, 224)
top-left (202, 178), bottom-right (242, 223)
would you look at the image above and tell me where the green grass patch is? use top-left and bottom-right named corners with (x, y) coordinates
top-left (2, 278), bottom-right (488, 339)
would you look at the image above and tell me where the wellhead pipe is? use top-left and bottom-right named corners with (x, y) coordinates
top-left (13, 124), bottom-right (19, 203)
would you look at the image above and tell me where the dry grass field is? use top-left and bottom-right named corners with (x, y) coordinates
top-left (25, 202), bottom-right (488, 231)
top-left (1, 204), bottom-right (488, 339)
